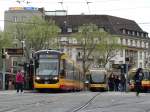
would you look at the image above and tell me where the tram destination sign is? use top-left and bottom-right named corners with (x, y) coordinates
top-left (39, 54), bottom-right (58, 59)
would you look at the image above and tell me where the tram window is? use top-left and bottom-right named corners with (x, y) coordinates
top-left (144, 72), bottom-right (149, 80)
top-left (36, 59), bottom-right (58, 75)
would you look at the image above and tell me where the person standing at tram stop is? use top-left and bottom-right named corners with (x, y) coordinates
top-left (16, 69), bottom-right (25, 93)
top-left (134, 68), bottom-right (144, 96)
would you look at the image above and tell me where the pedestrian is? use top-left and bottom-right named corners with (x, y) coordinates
top-left (120, 74), bottom-right (126, 92)
top-left (108, 73), bottom-right (115, 91)
top-left (134, 68), bottom-right (144, 96)
top-left (114, 75), bottom-right (120, 91)
top-left (16, 69), bottom-right (24, 93)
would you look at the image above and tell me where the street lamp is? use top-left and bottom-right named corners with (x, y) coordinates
top-left (125, 57), bottom-right (130, 92)
top-left (2, 49), bottom-right (8, 90)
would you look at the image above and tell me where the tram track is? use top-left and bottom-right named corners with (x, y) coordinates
top-left (67, 92), bottom-right (101, 112)
top-left (72, 93), bottom-right (149, 112)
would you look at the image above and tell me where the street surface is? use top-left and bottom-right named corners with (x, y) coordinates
top-left (0, 90), bottom-right (150, 112)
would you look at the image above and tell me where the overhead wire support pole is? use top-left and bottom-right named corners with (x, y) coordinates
top-left (85, 0), bottom-right (92, 14)
top-left (2, 58), bottom-right (6, 90)
top-left (2, 48), bottom-right (6, 90)
top-left (58, 0), bottom-right (64, 10)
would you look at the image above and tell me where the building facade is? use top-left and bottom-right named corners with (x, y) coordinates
top-left (4, 7), bottom-right (44, 71)
top-left (45, 12), bottom-right (149, 69)
top-left (4, 7), bottom-right (44, 30)
top-left (4, 9), bottom-right (150, 69)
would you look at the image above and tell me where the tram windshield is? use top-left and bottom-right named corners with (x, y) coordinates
top-left (90, 71), bottom-right (106, 83)
top-left (36, 59), bottom-right (59, 76)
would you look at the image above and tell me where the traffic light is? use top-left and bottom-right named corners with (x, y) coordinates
top-left (23, 63), bottom-right (30, 73)
top-left (1, 48), bottom-right (6, 59)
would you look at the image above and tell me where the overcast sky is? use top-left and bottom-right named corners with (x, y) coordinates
top-left (0, 0), bottom-right (150, 34)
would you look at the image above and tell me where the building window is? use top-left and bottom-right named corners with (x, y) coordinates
top-left (128, 31), bottom-right (130, 35)
top-left (137, 32), bottom-right (139, 36)
top-left (141, 33), bottom-right (144, 37)
top-left (120, 38), bottom-right (123, 44)
top-left (13, 16), bottom-right (17, 22)
top-left (135, 40), bottom-right (137, 47)
top-left (140, 41), bottom-right (142, 47)
top-left (130, 40), bottom-right (133, 46)
top-left (120, 50), bottom-right (123, 57)
top-left (140, 51), bottom-right (142, 60)
top-left (139, 62), bottom-right (142, 68)
top-left (146, 33), bottom-right (148, 38)
top-left (144, 42), bottom-right (146, 48)
top-left (122, 29), bottom-right (126, 34)
top-left (132, 31), bottom-right (135, 36)
top-left (144, 52), bottom-right (147, 59)
top-left (67, 28), bottom-right (72, 33)
top-left (125, 39), bottom-right (128, 45)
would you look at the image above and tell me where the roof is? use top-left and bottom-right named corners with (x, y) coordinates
top-left (45, 14), bottom-right (148, 36)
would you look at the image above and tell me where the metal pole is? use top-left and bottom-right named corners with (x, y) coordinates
top-left (125, 64), bottom-right (129, 92)
top-left (2, 58), bottom-right (6, 90)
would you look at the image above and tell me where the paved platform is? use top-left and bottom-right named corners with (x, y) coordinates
top-left (0, 90), bottom-right (33, 94)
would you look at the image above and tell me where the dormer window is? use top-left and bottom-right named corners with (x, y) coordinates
top-left (141, 33), bottom-right (144, 37)
top-left (137, 32), bottom-right (139, 36)
top-left (128, 31), bottom-right (130, 35)
top-left (122, 29), bottom-right (126, 34)
top-left (145, 33), bottom-right (148, 37)
top-left (67, 27), bottom-right (72, 33)
top-left (132, 31), bottom-right (135, 36)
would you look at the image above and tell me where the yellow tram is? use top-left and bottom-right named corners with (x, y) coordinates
top-left (33, 50), bottom-right (84, 91)
top-left (129, 68), bottom-right (150, 92)
top-left (86, 68), bottom-right (108, 91)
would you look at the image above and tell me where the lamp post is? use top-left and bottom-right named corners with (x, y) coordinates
top-left (125, 57), bottom-right (129, 92)
top-left (2, 49), bottom-right (8, 90)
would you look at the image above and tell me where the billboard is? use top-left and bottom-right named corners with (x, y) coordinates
top-left (9, 7), bottom-right (38, 11)
top-left (9, 7), bottom-right (24, 10)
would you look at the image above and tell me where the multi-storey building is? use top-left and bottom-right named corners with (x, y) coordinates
top-left (2, 7), bottom-right (45, 90)
top-left (44, 11), bottom-right (149, 69)
top-left (4, 7), bottom-right (44, 72)
top-left (4, 9), bottom-right (150, 69)
top-left (4, 7), bottom-right (43, 30)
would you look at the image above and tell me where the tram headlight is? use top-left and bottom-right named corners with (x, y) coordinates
top-left (53, 76), bottom-right (58, 80)
top-left (36, 76), bottom-right (40, 80)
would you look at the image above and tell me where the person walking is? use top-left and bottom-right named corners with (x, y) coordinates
top-left (120, 74), bottom-right (126, 92)
top-left (134, 68), bottom-right (144, 96)
top-left (108, 73), bottom-right (115, 91)
top-left (114, 75), bottom-right (120, 91)
top-left (16, 69), bottom-right (24, 93)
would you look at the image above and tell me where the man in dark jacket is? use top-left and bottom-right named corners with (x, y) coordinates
top-left (134, 68), bottom-right (144, 96)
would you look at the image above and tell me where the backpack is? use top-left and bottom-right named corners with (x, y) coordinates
top-left (16, 73), bottom-right (24, 83)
